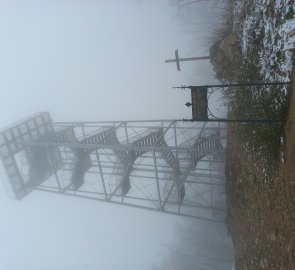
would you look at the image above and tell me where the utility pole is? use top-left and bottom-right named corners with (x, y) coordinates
top-left (165, 49), bottom-right (210, 71)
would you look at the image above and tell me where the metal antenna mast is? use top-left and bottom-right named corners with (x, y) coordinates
top-left (0, 113), bottom-right (227, 222)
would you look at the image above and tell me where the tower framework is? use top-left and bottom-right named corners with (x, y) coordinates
top-left (0, 113), bottom-right (227, 222)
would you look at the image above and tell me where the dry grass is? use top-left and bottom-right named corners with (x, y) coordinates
top-left (222, 1), bottom-right (295, 267)
top-left (225, 73), bottom-right (295, 269)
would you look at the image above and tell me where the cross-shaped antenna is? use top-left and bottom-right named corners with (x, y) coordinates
top-left (172, 85), bottom-right (188, 90)
top-left (165, 49), bottom-right (210, 71)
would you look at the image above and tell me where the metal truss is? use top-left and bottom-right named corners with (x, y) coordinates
top-left (0, 113), bottom-right (227, 222)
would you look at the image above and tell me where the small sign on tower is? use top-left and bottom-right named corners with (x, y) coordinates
top-left (175, 82), bottom-right (291, 123)
top-left (190, 86), bottom-right (209, 120)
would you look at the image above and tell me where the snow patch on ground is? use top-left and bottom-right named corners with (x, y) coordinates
top-left (234, 0), bottom-right (295, 84)
top-left (233, 2), bottom-right (294, 170)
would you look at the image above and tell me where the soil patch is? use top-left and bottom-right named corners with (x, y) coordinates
top-left (226, 71), bottom-right (295, 269)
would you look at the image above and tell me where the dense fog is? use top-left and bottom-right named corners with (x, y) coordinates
top-left (0, 1), bottom-right (233, 269)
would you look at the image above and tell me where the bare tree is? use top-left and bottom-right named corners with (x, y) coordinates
top-left (169, 0), bottom-right (227, 18)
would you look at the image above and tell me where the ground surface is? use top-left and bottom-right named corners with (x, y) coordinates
top-left (226, 73), bottom-right (295, 269)
top-left (224, 1), bottom-right (295, 269)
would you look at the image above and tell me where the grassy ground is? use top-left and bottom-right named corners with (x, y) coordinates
top-left (225, 75), bottom-right (295, 270)
top-left (222, 0), bottom-right (295, 269)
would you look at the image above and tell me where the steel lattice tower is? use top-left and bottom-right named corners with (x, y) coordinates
top-left (0, 112), bottom-right (227, 222)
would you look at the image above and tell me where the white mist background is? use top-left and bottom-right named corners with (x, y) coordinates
top-left (0, 1), bottom-right (231, 269)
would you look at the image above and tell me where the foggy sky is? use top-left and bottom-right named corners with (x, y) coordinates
top-left (0, 1), bottom-right (225, 269)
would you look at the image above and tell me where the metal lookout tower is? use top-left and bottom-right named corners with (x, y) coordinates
top-left (0, 113), bottom-right (227, 222)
